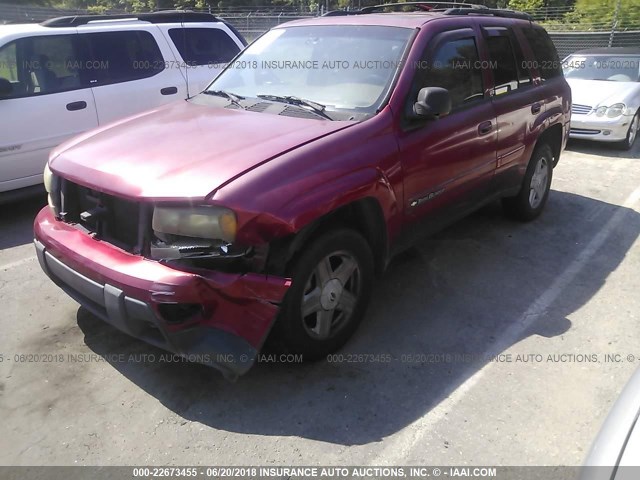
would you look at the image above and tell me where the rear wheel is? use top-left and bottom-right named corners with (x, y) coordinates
top-left (502, 143), bottom-right (553, 222)
top-left (273, 228), bottom-right (374, 360)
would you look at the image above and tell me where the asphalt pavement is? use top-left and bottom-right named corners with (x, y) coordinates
top-left (0, 139), bottom-right (639, 466)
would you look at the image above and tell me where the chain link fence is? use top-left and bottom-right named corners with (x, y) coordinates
top-left (1, 2), bottom-right (639, 54)
top-left (549, 31), bottom-right (640, 60)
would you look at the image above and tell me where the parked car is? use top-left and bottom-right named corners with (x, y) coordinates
top-left (34, 3), bottom-right (571, 379)
top-left (563, 47), bottom-right (640, 150)
top-left (0, 11), bottom-right (246, 202)
top-left (580, 366), bottom-right (640, 480)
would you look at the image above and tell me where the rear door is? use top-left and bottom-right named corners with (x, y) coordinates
top-left (77, 25), bottom-right (187, 125)
top-left (482, 25), bottom-right (540, 192)
top-left (397, 28), bottom-right (497, 228)
top-left (520, 25), bottom-right (568, 140)
top-left (0, 32), bottom-right (98, 192)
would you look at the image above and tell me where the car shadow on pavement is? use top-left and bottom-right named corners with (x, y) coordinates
top-left (566, 138), bottom-right (640, 159)
top-left (76, 190), bottom-right (640, 446)
top-left (0, 194), bottom-right (46, 250)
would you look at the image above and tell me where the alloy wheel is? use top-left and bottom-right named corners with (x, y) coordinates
top-left (300, 251), bottom-right (361, 340)
top-left (529, 155), bottom-right (549, 209)
top-left (628, 114), bottom-right (639, 148)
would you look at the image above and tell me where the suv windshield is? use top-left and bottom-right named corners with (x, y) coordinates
top-left (563, 54), bottom-right (640, 82)
top-left (206, 25), bottom-right (413, 115)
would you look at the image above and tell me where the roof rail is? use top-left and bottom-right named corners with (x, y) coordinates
top-left (361, 2), bottom-right (484, 13)
top-left (323, 10), bottom-right (363, 16)
top-left (444, 7), bottom-right (533, 21)
top-left (323, 2), bottom-right (532, 21)
top-left (40, 10), bottom-right (220, 27)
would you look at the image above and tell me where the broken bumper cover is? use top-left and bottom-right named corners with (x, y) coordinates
top-left (33, 207), bottom-right (290, 378)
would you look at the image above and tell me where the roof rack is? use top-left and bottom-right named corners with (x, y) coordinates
top-left (361, 2), bottom-right (483, 13)
top-left (40, 10), bottom-right (220, 27)
top-left (324, 2), bottom-right (532, 21)
top-left (444, 7), bottom-right (532, 21)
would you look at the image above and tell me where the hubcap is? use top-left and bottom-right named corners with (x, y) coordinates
top-left (629, 115), bottom-right (638, 147)
top-left (529, 156), bottom-right (549, 209)
top-left (301, 251), bottom-right (361, 340)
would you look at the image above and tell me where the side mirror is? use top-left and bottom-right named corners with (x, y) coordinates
top-left (412, 87), bottom-right (452, 119)
top-left (0, 78), bottom-right (12, 98)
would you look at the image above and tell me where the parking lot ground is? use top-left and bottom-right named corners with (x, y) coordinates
top-left (0, 139), bottom-right (639, 466)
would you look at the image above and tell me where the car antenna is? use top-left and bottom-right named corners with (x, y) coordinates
top-left (181, 10), bottom-right (191, 99)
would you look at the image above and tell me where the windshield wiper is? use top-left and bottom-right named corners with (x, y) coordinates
top-left (203, 90), bottom-right (246, 109)
top-left (257, 94), bottom-right (333, 120)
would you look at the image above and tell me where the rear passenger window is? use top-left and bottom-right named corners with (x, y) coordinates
top-left (486, 36), bottom-right (519, 95)
top-left (423, 37), bottom-right (484, 109)
top-left (169, 28), bottom-right (240, 66)
top-left (0, 35), bottom-right (85, 99)
top-left (522, 27), bottom-right (562, 80)
top-left (84, 31), bottom-right (164, 85)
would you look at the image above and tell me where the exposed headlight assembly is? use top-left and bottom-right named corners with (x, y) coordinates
top-left (151, 206), bottom-right (241, 261)
top-left (152, 206), bottom-right (236, 242)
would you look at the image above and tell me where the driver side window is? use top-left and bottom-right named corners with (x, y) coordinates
top-left (0, 34), bottom-right (84, 99)
top-left (0, 41), bottom-right (21, 97)
top-left (420, 37), bottom-right (485, 110)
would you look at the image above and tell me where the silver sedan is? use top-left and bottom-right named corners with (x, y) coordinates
top-left (564, 47), bottom-right (640, 150)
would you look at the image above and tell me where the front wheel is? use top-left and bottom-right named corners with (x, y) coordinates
top-left (502, 143), bottom-right (553, 222)
top-left (618, 111), bottom-right (639, 151)
top-left (273, 228), bottom-right (374, 360)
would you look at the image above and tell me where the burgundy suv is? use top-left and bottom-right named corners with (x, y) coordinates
top-left (34, 3), bottom-right (571, 379)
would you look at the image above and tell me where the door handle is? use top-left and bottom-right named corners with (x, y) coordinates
top-left (161, 86), bottom-right (178, 95)
top-left (66, 101), bottom-right (87, 111)
top-left (531, 102), bottom-right (542, 114)
top-left (478, 121), bottom-right (493, 136)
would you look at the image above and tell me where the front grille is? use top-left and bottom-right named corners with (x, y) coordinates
top-left (571, 104), bottom-right (593, 115)
top-left (59, 180), bottom-right (149, 254)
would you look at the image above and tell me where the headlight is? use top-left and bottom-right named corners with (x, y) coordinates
top-left (152, 206), bottom-right (237, 243)
top-left (606, 103), bottom-right (626, 118)
top-left (595, 106), bottom-right (607, 117)
top-left (43, 162), bottom-right (60, 216)
top-left (43, 162), bottom-right (53, 193)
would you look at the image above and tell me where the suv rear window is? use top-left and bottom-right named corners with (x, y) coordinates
top-left (169, 28), bottom-right (240, 66)
top-left (83, 31), bottom-right (164, 85)
top-left (522, 27), bottom-right (562, 80)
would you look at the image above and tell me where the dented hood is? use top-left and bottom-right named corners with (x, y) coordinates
top-left (50, 99), bottom-right (354, 200)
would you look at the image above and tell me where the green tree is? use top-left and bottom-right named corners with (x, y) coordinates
top-left (508, 0), bottom-right (544, 10)
top-left (564, 0), bottom-right (640, 30)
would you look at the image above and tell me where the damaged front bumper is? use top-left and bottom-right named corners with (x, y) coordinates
top-left (33, 207), bottom-right (290, 379)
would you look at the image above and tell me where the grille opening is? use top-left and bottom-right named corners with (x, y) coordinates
top-left (570, 128), bottom-right (601, 135)
top-left (571, 104), bottom-right (593, 115)
top-left (60, 181), bottom-right (147, 254)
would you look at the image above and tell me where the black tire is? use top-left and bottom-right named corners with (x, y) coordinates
top-left (502, 143), bottom-right (553, 222)
top-left (617, 110), bottom-right (639, 151)
top-left (272, 228), bottom-right (374, 360)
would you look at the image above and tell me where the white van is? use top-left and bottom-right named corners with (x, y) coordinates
top-left (0, 11), bottom-right (246, 201)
